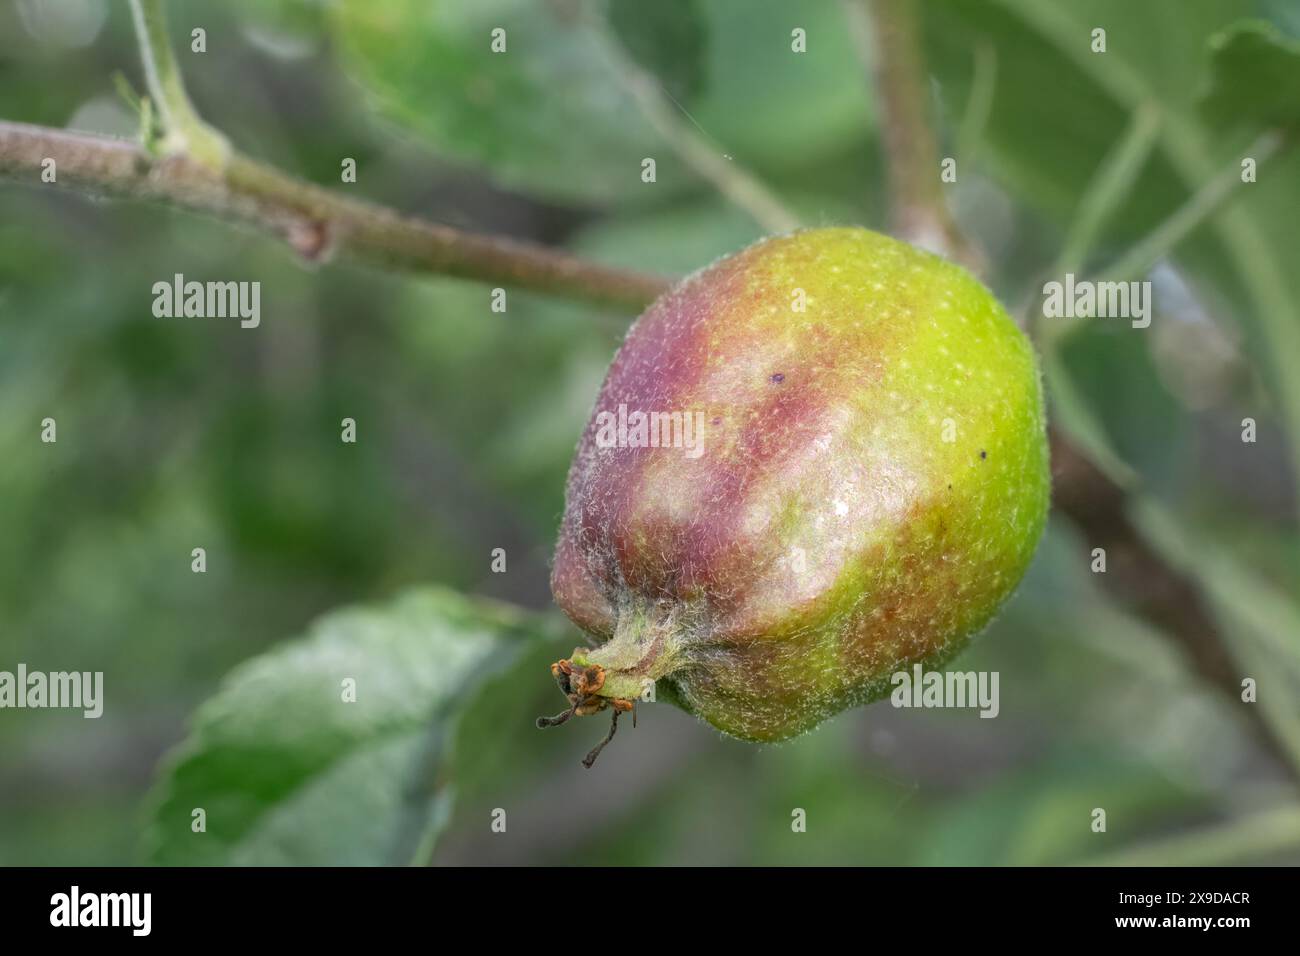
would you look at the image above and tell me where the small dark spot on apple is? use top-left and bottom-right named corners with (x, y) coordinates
top-left (979, 449), bottom-right (987, 460)
top-left (711, 417), bottom-right (721, 426)
top-left (770, 372), bottom-right (785, 384)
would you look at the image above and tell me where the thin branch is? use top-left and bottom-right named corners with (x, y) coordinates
top-left (847, 0), bottom-right (979, 270)
top-left (127, 0), bottom-right (228, 168)
top-left (954, 40), bottom-right (997, 168)
top-left (855, 0), bottom-right (1300, 786)
top-left (1019, 125), bottom-right (1289, 337)
top-left (1053, 103), bottom-right (1163, 279)
top-left (1051, 435), bottom-right (1300, 788)
top-left (0, 121), bottom-right (669, 310)
top-left (590, 17), bottom-right (799, 234)
top-left (1093, 129), bottom-right (1287, 285)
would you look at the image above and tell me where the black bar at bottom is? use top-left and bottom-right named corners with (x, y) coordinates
top-left (0, 865), bottom-right (1282, 941)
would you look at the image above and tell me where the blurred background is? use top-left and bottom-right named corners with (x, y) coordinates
top-left (1, 0), bottom-right (1298, 865)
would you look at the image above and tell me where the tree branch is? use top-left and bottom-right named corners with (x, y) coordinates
top-left (1050, 436), bottom-right (1300, 787)
top-left (0, 121), bottom-right (670, 311)
top-left (589, 16), bottom-right (800, 234)
top-left (846, 0), bottom-right (979, 270)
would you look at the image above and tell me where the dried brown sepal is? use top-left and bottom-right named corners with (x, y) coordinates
top-left (535, 659), bottom-right (637, 769)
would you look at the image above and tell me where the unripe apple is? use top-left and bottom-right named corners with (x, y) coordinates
top-left (543, 227), bottom-right (1048, 760)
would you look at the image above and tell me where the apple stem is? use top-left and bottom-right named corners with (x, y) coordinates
top-left (578, 600), bottom-right (687, 703)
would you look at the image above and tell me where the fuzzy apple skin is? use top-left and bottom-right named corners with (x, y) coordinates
top-left (551, 227), bottom-right (1049, 742)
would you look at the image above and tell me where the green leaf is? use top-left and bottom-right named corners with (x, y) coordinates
top-left (332, 0), bottom-right (691, 204)
top-left (1202, 20), bottom-right (1300, 129)
top-left (667, 0), bottom-right (876, 174)
top-left (926, 0), bottom-right (1300, 503)
top-left (144, 587), bottom-right (560, 865)
top-left (607, 0), bottom-right (707, 105)
top-left (231, 0), bottom-right (331, 59)
top-left (331, 0), bottom-right (871, 204)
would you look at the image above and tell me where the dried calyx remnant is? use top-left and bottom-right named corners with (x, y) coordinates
top-left (539, 228), bottom-right (1050, 767)
top-left (535, 660), bottom-right (635, 769)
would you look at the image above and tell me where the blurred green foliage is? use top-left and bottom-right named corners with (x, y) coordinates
top-left (146, 588), bottom-right (550, 865)
top-left (0, 0), bottom-right (1297, 865)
